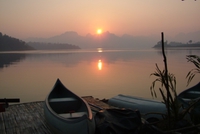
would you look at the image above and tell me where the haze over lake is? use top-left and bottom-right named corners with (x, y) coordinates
top-left (1, 0), bottom-right (200, 106)
top-left (0, 48), bottom-right (199, 103)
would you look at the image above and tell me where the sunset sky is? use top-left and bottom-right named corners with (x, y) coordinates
top-left (0, 0), bottom-right (200, 39)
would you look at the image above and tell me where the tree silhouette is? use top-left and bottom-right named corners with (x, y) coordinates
top-left (0, 32), bottom-right (34, 51)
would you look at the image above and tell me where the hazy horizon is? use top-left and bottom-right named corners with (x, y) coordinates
top-left (1, 0), bottom-right (200, 43)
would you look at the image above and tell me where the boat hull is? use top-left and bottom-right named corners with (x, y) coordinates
top-left (178, 82), bottom-right (200, 101)
top-left (44, 79), bottom-right (95, 134)
top-left (108, 94), bottom-right (166, 120)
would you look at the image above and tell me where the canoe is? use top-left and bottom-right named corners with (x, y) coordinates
top-left (44, 79), bottom-right (95, 134)
top-left (108, 94), bottom-right (166, 121)
top-left (178, 82), bottom-right (200, 101)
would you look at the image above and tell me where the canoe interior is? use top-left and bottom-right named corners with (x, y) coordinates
top-left (48, 79), bottom-right (88, 116)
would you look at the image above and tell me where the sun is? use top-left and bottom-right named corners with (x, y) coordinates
top-left (97, 29), bottom-right (102, 34)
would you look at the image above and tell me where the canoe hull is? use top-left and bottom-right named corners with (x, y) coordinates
top-left (178, 82), bottom-right (200, 101)
top-left (108, 94), bottom-right (166, 120)
top-left (44, 79), bottom-right (95, 134)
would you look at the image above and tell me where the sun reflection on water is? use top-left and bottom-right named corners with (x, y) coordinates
top-left (98, 60), bottom-right (102, 70)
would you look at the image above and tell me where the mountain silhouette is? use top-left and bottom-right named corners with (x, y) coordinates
top-left (25, 31), bottom-right (157, 49)
top-left (24, 30), bottom-right (200, 49)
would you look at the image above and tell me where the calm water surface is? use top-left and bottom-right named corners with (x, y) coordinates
top-left (0, 48), bottom-right (200, 103)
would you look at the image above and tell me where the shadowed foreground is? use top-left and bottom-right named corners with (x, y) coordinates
top-left (0, 96), bottom-right (111, 134)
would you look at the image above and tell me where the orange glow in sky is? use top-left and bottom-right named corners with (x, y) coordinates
top-left (0, 1), bottom-right (200, 39)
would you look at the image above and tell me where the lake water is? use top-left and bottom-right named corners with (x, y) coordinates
top-left (0, 48), bottom-right (200, 103)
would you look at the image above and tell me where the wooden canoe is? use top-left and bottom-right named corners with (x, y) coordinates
top-left (44, 79), bottom-right (95, 134)
top-left (178, 82), bottom-right (200, 101)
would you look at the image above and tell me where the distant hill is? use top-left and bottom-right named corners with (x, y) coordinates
top-left (153, 41), bottom-right (200, 48)
top-left (172, 31), bottom-right (200, 43)
top-left (27, 42), bottom-right (80, 50)
top-left (24, 30), bottom-right (200, 49)
top-left (0, 32), bottom-right (34, 51)
top-left (24, 31), bottom-right (157, 49)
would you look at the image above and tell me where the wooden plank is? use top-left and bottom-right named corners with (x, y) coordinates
top-left (0, 101), bottom-right (52, 134)
top-left (0, 98), bottom-right (20, 103)
top-left (0, 103), bottom-right (5, 112)
top-left (0, 96), bottom-right (110, 134)
top-left (0, 113), bottom-right (6, 134)
top-left (82, 96), bottom-right (111, 109)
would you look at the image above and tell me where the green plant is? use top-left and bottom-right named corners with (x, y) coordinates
top-left (150, 64), bottom-right (184, 130)
top-left (150, 33), bottom-right (182, 130)
top-left (149, 33), bottom-right (199, 132)
top-left (186, 55), bottom-right (200, 86)
top-left (185, 55), bottom-right (200, 125)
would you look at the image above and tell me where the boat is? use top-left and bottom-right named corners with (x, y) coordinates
top-left (178, 82), bottom-right (200, 101)
top-left (108, 94), bottom-right (166, 121)
top-left (44, 79), bottom-right (95, 134)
